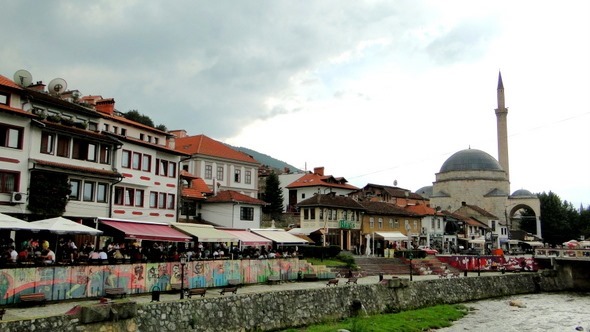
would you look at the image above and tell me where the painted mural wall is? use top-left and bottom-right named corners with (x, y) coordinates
top-left (0, 258), bottom-right (328, 305)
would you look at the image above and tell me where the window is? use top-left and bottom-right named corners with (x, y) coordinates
top-left (69, 179), bottom-right (81, 200)
top-left (378, 218), bottom-right (383, 229)
top-left (135, 189), bottom-right (144, 207)
top-left (121, 150), bottom-right (131, 168)
top-left (158, 193), bottom-right (166, 209)
top-left (113, 126), bottom-right (118, 134)
top-left (142, 154), bottom-right (151, 172)
top-left (57, 136), bottom-right (70, 157)
top-left (124, 188), bottom-right (134, 206)
top-left (245, 170), bottom-right (252, 184)
top-left (168, 161), bottom-right (176, 177)
top-left (103, 124), bottom-right (109, 132)
top-left (132, 152), bottom-right (141, 170)
top-left (149, 192), bottom-right (157, 208)
top-left (140, 133), bottom-right (145, 141)
top-left (370, 217), bottom-right (374, 229)
top-left (0, 171), bottom-right (19, 193)
top-left (156, 159), bottom-right (168, 176)
top-left (99, 145), bottom-right (111, 164)
top-left (389, 219), bottom-right (394, 228)
top-left (234, 169), bottom-right (241, 183)
top-left (0, 124), bottom-right (23, 149)
top-left (97, 183), bottom-right (108, 203)
top-left (120, 128), bottom-right (127, 136)
top-left (83, 182), bottom-right (95, 201)
top-left (87, 143), bottom-right (97, 161)
top-left (216, 166), bottom-right (224, 181)
top-left (154, 137), bottom-right (159, 144)
top-left (167, 194), bottom-right (175, 209)
top-left (204, 165), bottom-right (212, 179)
top-left (0, 93), bottom-right (8, 105)
top-left (88, 122), bottom-right (98, 131)
top-left (310, 208), bottom-right (315, 219)
top-left (240, 207), bottom-right (254, 221)
top-left (147, 135), bottom-right (152, 143)
top-left (301, 193), bottom-right (306, 199)
top-left (40, 132), bottom-right (55, 154)
top-left (114, 187), bottom-right (124, 205)
top-left (304, 208), bottom-right (309, 220)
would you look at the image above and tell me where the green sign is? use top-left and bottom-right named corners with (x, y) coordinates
top-left (339, 220), bottom-right (356, 229)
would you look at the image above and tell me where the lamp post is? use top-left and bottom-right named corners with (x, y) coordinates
top-left (180, 254), bottom-right (187, 299)
top-left (477, 253), bottom-right (480, 277)
top-left (409, 252), bottom-right (413, 281)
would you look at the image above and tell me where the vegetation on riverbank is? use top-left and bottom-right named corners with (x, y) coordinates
top-left (279, 304), bottom-right (469, 332)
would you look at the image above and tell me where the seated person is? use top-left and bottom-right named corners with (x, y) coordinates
top-left (41, 249), bottom-right (56, 264)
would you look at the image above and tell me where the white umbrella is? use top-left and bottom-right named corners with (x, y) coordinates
top-left (0, 212), bottom-right (41, 231)
top-left (29, 217), bottom-right (102, 235)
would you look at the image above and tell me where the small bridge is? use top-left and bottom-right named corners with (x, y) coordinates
top-left (534, 248), bottom-right (590, 290)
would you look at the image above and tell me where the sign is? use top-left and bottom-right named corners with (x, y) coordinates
top-left (339, 220), bottom-right (357, 229)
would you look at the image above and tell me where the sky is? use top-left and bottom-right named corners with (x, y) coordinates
top-left (2, 1), bottom-right (589, 208)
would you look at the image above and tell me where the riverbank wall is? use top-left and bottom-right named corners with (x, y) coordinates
top-left (0, 270), bottom-right (572, 332)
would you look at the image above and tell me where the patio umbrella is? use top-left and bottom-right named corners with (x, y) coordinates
top-left (0, 212), bottom-right (41, 231)
top-left (29, 217), bottom-right (102, 235)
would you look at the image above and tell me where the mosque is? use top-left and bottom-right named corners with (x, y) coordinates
top-left (416, 72), bottom-right (542, 243)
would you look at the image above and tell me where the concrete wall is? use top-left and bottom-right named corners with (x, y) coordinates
top-left (0, 271), bottom-right (571, 332)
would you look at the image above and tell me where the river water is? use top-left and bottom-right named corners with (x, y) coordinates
top-left (438, 292), bottom-right (590, 332)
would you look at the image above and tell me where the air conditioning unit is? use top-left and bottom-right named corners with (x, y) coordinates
top-left (11, 192), bottom-right (27, 204)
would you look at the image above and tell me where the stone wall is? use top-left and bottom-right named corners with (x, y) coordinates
top-left (0, 271), bottom-right (571, 332)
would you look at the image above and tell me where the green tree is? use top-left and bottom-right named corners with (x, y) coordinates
top-left (156, 124), bottom-right (167, 132)
top-left (534, 191), bottom-right (580, 245)
top-left (27, 171), bottom-right (70, 217)
top-left (124, 109), bottom-right (155, 127)
top-left (262, 171), bottom-right (284, 221)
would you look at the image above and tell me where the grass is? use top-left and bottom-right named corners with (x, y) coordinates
top-left (279, 304), bottom-right (469, 332)
top-left (305, 257), bottom-right (350, 267)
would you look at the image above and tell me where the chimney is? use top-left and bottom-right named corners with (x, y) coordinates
top-left (29, 81), bottom-right (46, 92)
top-left (167, 136), bottom-right (175, 149)
top-left (169, 129), bottom-right (187, 138)
top-left (314, 167), bottom-right (324, 176)
top-left (461, 201), bottom-right (467, 206)
top-left (96, 98), bottom-right (115, 115)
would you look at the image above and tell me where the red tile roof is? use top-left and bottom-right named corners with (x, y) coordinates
top-left (406, 204), bottom-right (437, 216)
top-left (0, 75), bottom-right (23, 90)
top-left (0, 104), bottom-right (33, 117)
top-left (285, 172), bottom-right (359, 190)
top-left (175, 134), bottom-right (259, 164)
top-left (182, 178), bottom-right (212, 200)
top-left (206, 190), bottom-right (266, 205)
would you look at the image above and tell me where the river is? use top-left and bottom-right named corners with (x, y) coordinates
top-left (438, 292), bottom-right (590, 332)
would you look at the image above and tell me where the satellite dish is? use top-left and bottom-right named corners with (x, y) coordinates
top-left (393, 180), bottom-right (398, 186)
top-left (48, 78), bottom-right (67, 95)
top-left (13, 70), bottom-right (33, 87)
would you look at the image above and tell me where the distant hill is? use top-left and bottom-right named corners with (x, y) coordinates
top-left (228, 145), bottom-right (301, 172)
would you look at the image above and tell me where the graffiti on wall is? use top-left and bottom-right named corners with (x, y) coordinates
top-left (0, 258), bottom-right (329, 305)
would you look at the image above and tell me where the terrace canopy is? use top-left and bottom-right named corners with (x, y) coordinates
top-left (220, 229), bottom-right (271, 247)
top-left (373, 231), bottom-right (408, 241)
top-left (100, 219), bottom-right (190, 242)
top-left (251, 229), bottom-right (309, 245)
top-left (170, 223), bottom-right (238, 243)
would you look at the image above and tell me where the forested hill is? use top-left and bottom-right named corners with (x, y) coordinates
top-left (228, 145), bottom-right (301, 172)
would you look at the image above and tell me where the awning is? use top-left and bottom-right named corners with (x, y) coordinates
top-left (287, 228), bottom-right (322, 235)
top-left (468, 238), bottom-right (485, 244)
top-left (0, 213), bottom-right (42, 231)
top-left (31, 217), bottom-right (102, 235)
top-left (170, 223), bottom-right (238, 243)
top-left (524, 241), bottom-right (544, 247)
top-left (373, 232), bottom-right (408, 241)
top-left (508, 239), bottom-right (521, 245)
top-left (220, 229), bottom-right (272, 246)
top-left (251, 229), bottom-right (309, 245)
top-left (100, 220), bottom-right (191, 242)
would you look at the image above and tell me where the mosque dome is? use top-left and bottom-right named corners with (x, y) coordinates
top-left (415, 186), bottom-right (433, 198)
top-left (511, 189), bottom-right (535, 197)
top-left (440, 149), bottom-right (503, 173)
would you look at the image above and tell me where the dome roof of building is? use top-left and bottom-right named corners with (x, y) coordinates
top-left (440, 149), bottom-right (503, 173)
top-left (415, 186), bottom-right (433, 198)
top-left (511, 189), bottom-right (534, 197)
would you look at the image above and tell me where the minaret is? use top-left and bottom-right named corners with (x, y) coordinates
top-left (495, 71), bottom-right (510, 180)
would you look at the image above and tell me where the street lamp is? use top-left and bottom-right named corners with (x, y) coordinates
top-left (180, 254), bottom-right (187, 299)
top-left (408, 252), bottom-right (413, 281)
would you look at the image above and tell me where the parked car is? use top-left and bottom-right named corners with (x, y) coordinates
top-left (418, 246), bottom-right (438, 255)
